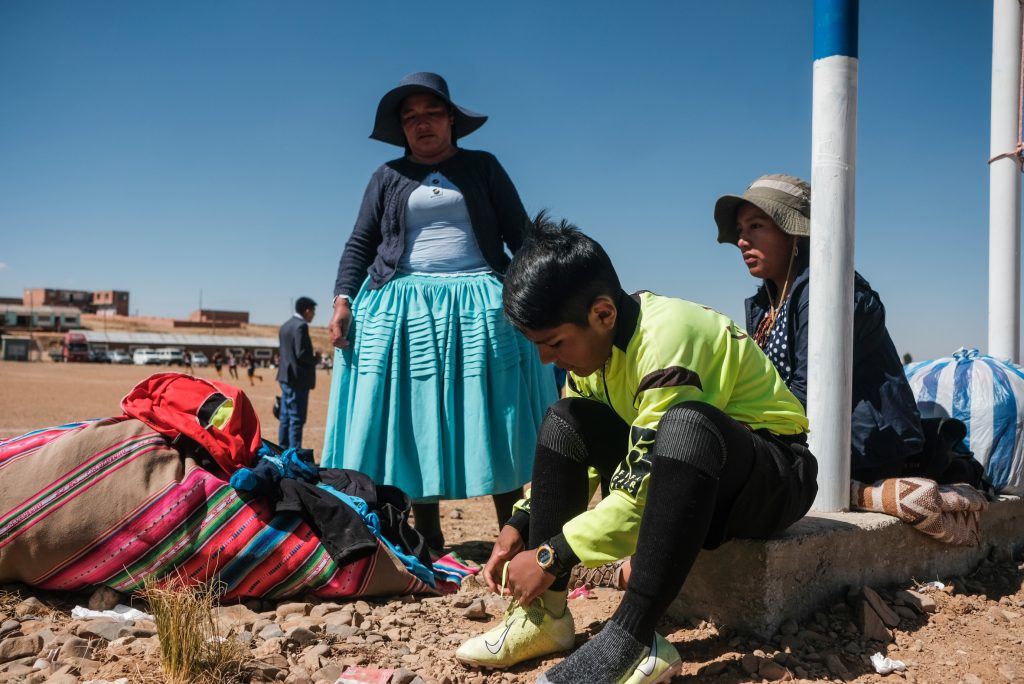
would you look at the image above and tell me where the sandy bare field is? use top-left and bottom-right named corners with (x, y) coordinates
top-left (0, 360), bottom-right (332, 452)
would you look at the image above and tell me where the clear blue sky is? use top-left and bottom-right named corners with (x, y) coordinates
top-left (0, 1), bottom-right (1001, 360)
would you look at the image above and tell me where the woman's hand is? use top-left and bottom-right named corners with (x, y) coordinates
top-left (482, 525), bottom-right (524, 594)
top-left (328, 300), bottom-right (353, 349)
top-left (505, 549), bottom-right (555, 607)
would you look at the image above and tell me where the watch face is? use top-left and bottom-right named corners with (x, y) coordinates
top-left (536, 545), bottom-right (554, 569)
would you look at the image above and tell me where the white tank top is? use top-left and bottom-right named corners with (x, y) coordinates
top-left (398, 171), bottom-right (490, 274)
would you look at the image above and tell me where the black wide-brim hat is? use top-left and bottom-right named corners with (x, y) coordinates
top-left (369, 71), bottom-right (488, 147)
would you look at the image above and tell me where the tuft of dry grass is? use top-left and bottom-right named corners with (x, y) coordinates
top-left (139, 574), bottom-right (247, 684)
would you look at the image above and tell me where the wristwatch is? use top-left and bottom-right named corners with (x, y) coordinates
top-left (535, 543), bottom-right (558, 573)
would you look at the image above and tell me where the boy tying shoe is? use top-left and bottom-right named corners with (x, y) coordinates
top-left (456, 215), bottom-right (818, 683)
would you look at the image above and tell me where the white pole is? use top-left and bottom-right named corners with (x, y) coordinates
top-left (809, 0), bottom-right (858, 512)
top-left (989, 0), bottom-right (1022, 363)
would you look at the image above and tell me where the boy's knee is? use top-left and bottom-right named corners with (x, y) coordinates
top-left (653, 403), bottom-right (728, 477)
top-left (537, 398), bottom-right (592, 463)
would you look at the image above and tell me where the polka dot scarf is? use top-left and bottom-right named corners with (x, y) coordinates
top-left (756, 296), bottom-right (793, 383)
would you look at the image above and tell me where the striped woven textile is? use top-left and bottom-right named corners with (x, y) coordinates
top-left (432, 552), bottom-right (480, 592)
top-left (0, 417), bottom-right (433, 599)
top-left (905, 348), bottom-right (1024, 495)
top-left (851, 477), bottom-right (988, 546)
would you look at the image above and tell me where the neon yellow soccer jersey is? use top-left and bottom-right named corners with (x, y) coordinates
top-left (554, 291), bottom-right (807, 566)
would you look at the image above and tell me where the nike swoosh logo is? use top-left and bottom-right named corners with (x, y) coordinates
top-left (485, 623), bottom-right (513, 654)
top-left (636, 637), bottom-right (658, 677)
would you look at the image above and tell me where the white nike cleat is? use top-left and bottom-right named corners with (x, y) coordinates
top-left (455, 590), bottom-right (575, 669)
top-left (619, 632), bottom-right (682, 684)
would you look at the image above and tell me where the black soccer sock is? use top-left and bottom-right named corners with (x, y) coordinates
top-left (527, 443), bottom-right (592, 545)
top-left (527, 398), bottom-right (630, 548)
top-left (611, 457), bottom-right (719, 643)
top-left (527, 444), bottom-right (591, 592)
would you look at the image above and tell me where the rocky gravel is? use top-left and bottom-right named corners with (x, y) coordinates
top-left (0, 523), bottom-right (1021, 684)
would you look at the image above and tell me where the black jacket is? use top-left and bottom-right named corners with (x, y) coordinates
top-left (276, 315), bottom-right (316, 391)
top-left (333, 148), bottom-right (529, 299)
top-left (745, 267), bottom-right (924, 481)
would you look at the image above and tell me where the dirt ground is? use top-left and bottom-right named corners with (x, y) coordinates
top-left (0, 361), bottom-right (1022, 683)
top-left (0, 358), bottom-right (332, 450)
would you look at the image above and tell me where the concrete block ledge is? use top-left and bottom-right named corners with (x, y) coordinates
top-left (668, 495), bottom-right (1024, 638)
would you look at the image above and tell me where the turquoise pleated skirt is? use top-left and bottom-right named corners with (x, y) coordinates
top-left (320, 273), bottom-right (558, 501)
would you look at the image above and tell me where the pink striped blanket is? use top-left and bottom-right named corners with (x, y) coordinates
top-left (0, 417), bottom-right (447, 599)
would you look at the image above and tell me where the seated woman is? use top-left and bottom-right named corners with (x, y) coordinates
top-left (714, 174), bottom-right (925, 483)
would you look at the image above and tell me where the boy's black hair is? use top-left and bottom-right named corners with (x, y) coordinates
top-left (503, 211), bottom-right (621, 331)
top-left (295, 296), bottom-right (317, 314)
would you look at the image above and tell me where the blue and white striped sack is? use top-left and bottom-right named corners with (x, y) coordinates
top-left (905, 348), bottom-right (1024, 495)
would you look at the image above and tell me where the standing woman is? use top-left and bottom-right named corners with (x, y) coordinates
top-left (715, 174), bottom-right (924, 483)
top-left (323, 72), bottom-right (557, 553)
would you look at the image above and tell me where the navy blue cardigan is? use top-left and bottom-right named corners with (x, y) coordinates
top-left (334, 149), bottom-right (529, 299)
top-left (746, 267), bottom-right (925, 482)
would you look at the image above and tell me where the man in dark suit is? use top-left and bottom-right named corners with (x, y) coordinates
top-left (277, 297), bottom-right (317, 449)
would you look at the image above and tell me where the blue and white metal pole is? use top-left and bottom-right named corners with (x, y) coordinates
top-left (809, 0), bottom-right (858, 512)
top-left (989, 0), bottom-right (1022, 363)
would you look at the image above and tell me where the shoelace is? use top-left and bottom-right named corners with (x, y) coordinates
top-left (499, 560), bottom-right (546, 626)
top-left (500, 560), bottom-right (511, 596)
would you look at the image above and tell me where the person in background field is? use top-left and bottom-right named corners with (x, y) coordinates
top-left (455, 216), bottom-right (817, 681)
top-left (183, 350), bottom-right (194, 376)
top-left (714, 173), bottom-right (926, 483)
top-left (323, 71), bottom-right (557, 555)
top-left (213, 351), bottom-right (224, 377)
top-left (277, 297), bottom-right (317, 450)
top-left (227, 351), bottom-right (239, 380)
top-left (244, 351), bottom-right (262, 386)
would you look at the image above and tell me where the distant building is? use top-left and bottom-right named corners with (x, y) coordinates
top-left (90, 290), bottom-right (130, 316)
top-left (0, 296), bottom-right (22, 306)
top-left (23, 288), bottom-right (129, 316)
top-left (189, 309), bottom-right (250, 325)
top-left (24, 288), bottom-right (91, 310)
top-left (0, 305), bottom-right (81, 331)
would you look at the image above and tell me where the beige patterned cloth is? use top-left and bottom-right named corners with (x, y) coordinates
top-left (851, 477), bottom-right (989, 546)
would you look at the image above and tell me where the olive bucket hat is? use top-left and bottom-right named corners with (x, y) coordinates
top-left (714, 174), bottom-right (811, 244)
top-left (369, 71), bottom-right (488, 147)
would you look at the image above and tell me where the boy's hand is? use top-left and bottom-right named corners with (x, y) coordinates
top-left (482, 525), bottom-right (524, 594)
top-left (506, 549), bottom-right (555, 606)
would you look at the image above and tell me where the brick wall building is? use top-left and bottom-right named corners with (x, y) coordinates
top-left (23, 288), bottom-right (129, 315)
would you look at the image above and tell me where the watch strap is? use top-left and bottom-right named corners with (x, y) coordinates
top-left (544, 534), bottom-right (580, 577)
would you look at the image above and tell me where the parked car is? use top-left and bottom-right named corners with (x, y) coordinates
top-left (154, 348), bottom-right (185, 366)
top-left (89, 349), bottom-right (111, 363)
top-left (108, 350), bottom-right (132, 364)
top-left (190, 352), bottom-right (210, 367)
top-left (133, 349), bottom-right (161, 365)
